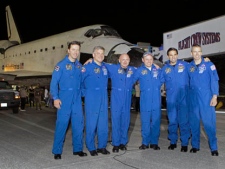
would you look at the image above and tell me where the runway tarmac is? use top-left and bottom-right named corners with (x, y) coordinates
top-left (0, 106), bottom-right (225, 169)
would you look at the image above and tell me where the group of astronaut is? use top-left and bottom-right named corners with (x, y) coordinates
top-left (50, 41), bottom-right (220, 160)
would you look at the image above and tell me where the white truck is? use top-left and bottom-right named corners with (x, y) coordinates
top-left (162, 15), bottom-right (225, 108)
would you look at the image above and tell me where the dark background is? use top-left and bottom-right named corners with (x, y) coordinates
top-left (0, 0), bottom-right (224, 47)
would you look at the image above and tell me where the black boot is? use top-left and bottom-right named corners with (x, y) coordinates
top-left (168, 144), bottom-right (177, 150)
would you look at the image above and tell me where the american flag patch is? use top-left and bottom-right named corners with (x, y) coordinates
top-left (167, 34), bottom-right (172, 39)
top-left (210, 65), bottom-right (216, 70)
top-left (55, 66), bottom-right (60, 71)
top-left (81, 67), bottom-right (86, 72)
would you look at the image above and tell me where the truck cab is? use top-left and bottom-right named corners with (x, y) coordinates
top-left (0, 80), bottom-right (20, 113)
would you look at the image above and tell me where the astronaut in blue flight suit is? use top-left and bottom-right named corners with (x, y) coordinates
top-left (106, 54), bottom-right (137, 153)
top-left (50, 41), bottom-right (87, 160)
top-left (81, 46), bottom-right (110, 156)
top-left (160, 47), bottom-right (190, 152)
top-left (133, 52), bottom-right (162, 150)
top-left (188, 44), bottom-right (219, 156)
top-left (83, 53), bottom-right (137, 153)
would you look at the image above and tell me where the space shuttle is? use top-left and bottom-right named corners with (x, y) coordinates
top-left (0, 5), bottom-right (158, 86)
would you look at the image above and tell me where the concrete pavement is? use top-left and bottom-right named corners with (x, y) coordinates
top-left (0, 106), bottom-right (225, 169)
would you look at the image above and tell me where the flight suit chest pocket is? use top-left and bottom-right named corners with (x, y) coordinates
top-left (64, 69), bottom-right (74, 78)
top-left (165, 75), bottom-right (172, 82)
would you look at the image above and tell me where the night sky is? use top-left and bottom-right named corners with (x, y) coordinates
top-left (0, 0), bottom-right (224, 47)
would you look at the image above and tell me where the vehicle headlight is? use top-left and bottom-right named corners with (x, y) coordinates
top-left (14, 92), bottom-right (20, 99)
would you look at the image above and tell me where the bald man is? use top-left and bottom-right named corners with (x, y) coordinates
top-left (106, 54), bottom-right (137, 152)
top-left (84, 53), bottom-right (137, 153)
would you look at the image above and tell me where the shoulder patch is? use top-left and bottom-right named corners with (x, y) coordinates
top-left (54, 66), bottom-right (60, 71)
top-left (210, 65), bottom-right (216, 71)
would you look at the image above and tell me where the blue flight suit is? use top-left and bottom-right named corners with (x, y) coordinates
top-left (188, 57), bottom-right (219, 151)
top-left (51, 56), bottom-right (84, 155)
top-left (160, 60), bottom-right (190, 146)
top-left (81, 61), bottom-right (109, 151)
top-left (133, 64), bottom-right (162, 145)
top-left (106, 63), bottom-right (137, 147)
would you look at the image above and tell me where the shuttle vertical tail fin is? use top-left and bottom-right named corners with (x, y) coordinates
top-left (6, 5), bottom-right (21, 44)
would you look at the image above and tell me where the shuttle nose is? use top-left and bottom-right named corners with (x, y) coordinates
top-left (105, 43), bottom-right (163, 68)
top-left (106, 43), bottom-right (144, 67)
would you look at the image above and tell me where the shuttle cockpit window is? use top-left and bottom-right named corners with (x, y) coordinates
top-left (92, 29), bottom-right (103, 38)
top-left (84, 25), bottom-right (121, 39)
top-left (101, 26), bottom-right (121, 38)
top-left (84, 29), bottom-right (94, 37)
top-left (84, 29), bottom-right (103, 38)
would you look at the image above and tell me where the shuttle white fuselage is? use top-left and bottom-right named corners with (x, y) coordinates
top-left (0, 5), bottom-right (145, 85)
